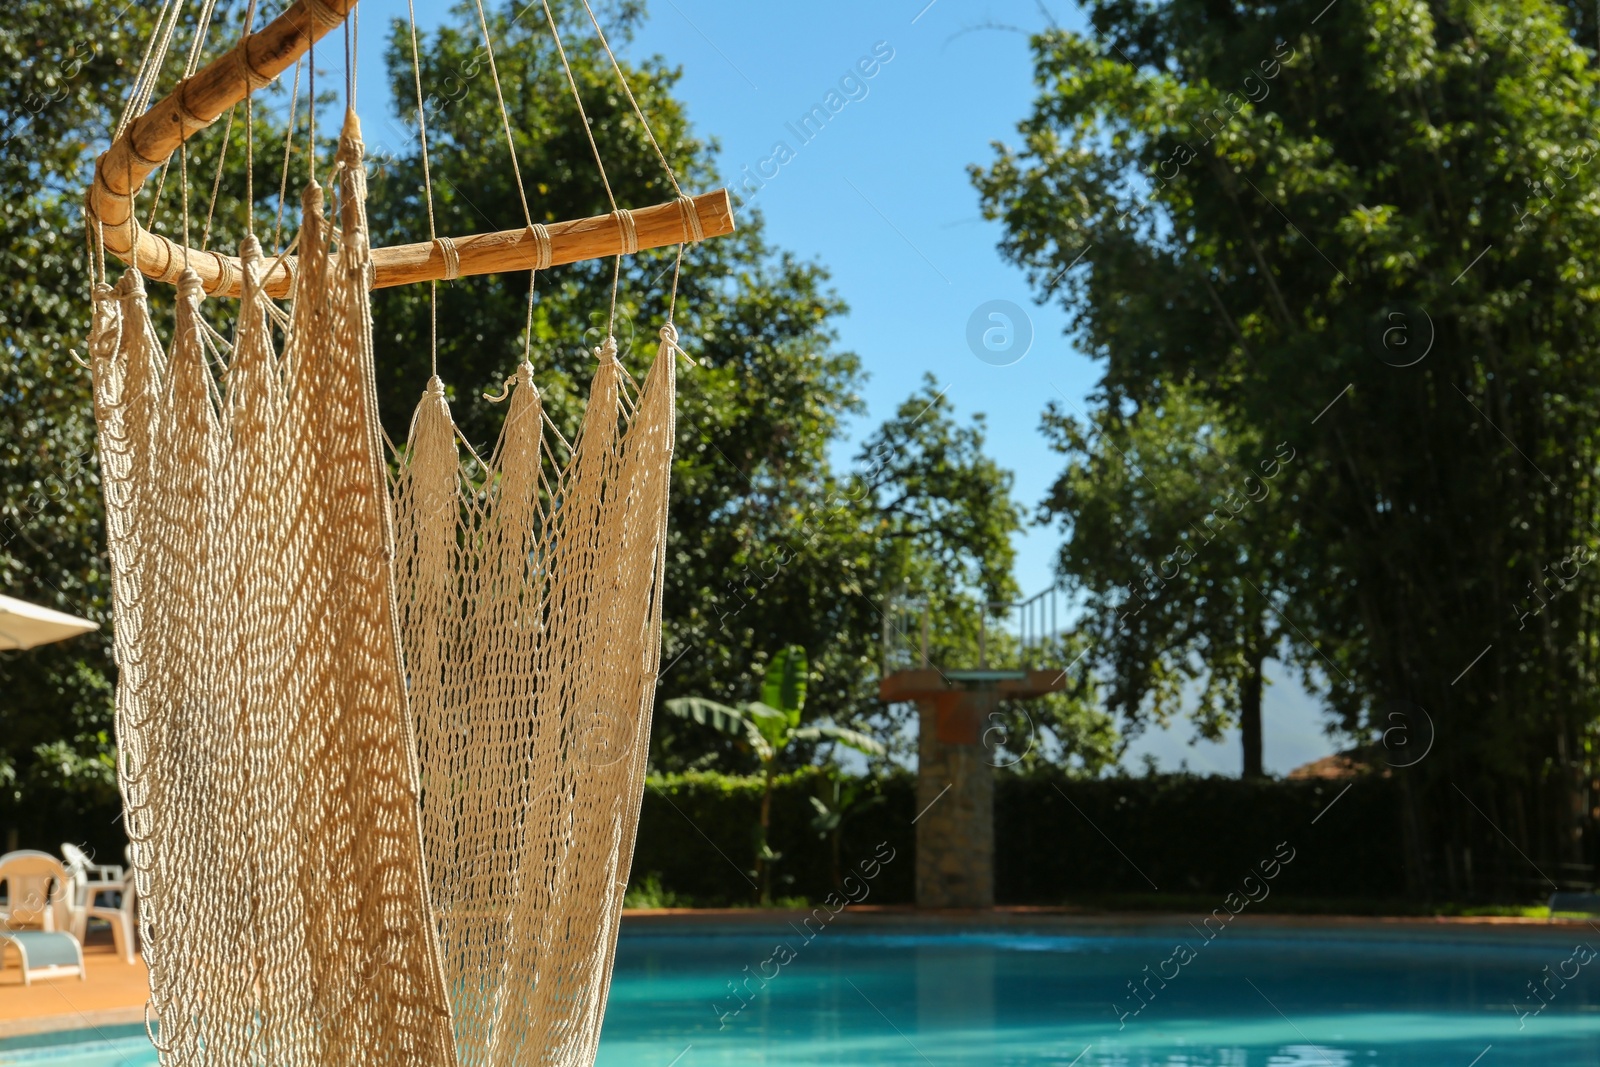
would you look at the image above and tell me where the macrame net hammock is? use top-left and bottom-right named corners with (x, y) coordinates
top-left (83, 1), bottom-right (728, 1063)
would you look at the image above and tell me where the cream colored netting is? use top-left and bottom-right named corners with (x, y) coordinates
top-left (392, 325), bottom-right (677, 1067)
top-left (91, 112), bottom-right (457, 1067)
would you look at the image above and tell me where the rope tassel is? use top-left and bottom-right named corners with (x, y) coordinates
top-left (392, 331), bottom-right (677, 1067)
top-left (91, 108), bottom-right (458, 1067)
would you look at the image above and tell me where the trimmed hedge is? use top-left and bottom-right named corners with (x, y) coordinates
top-left (631, 770), bottom-right (1406, 906)
top-left (632, 770), bottom-right (915, 906)
top-left (13, 767), bottom-right (1407, 907)
top-left (993, 772), bottom-right (1404, 901)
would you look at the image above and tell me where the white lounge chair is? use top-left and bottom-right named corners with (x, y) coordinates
top-left (61, 842), bottom-right (125, 902)
top-left (0, 851), bottom-right (85, 984)
top-left (0, 849), bottom-right (72, 930)
top-left (82, 877), bottom-right (137, 965)
top-left (61, 842), bottom-right (136, 961)
top-left (0, 930), bottom-right (87, 985)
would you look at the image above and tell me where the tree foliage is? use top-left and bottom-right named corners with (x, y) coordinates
top-left (0, 2), bottom-right (159, 844)
top-left (1040, 380), bottom-right (1300, 775)
top-left (977, 0), bottom-right (1600, 890)
top-left (371, 3), bottom-right (1030, 773)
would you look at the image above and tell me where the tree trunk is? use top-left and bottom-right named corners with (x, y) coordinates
top-left (831, 823), bottom-right (843, 893)
top-left (1241, 650), bottom-right (1265, 779)
top-left (1557, 715), bottom-right (1587, 872)
top-left (1399, 772), bottom-right (1430, 900)
top-left (758, 762), bottom-right (775, 905)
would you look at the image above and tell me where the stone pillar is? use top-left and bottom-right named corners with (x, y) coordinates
top-left (914, 688), bottom-right (995, 909)
top-left (882, 668), bottom-right (1063, 911)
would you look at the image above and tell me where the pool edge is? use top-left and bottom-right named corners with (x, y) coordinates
top-left (0, 1009), bottom-right (145, 1042)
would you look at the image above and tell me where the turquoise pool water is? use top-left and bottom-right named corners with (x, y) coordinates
top-left (6, 922), bottom-right (1599, 1065)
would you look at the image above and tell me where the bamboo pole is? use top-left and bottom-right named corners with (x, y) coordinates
top-left (86, 0), bottom-right (355, 283)
top-left (95, 189), bottom-right (734, 299)
top-left (84, 0), bottom-right (734, 299)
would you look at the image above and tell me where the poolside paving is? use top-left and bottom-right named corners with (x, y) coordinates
top-left (0, 937), bottom-right (148, 1038)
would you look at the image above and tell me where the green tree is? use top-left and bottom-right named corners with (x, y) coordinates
top-left (856, 374), bottom-right (1022, 609)
top-left (1, 0), bottom-right (311, 850)
top-left (0, 3), bottom-right (167, 850)
top-left (991, 631), bottom-right (1123, 776)
top-left (368, 3), bottom-right (894, 767)
top-left (1040, 381), bottom-right (1300, 777)
top-left (845, 379), bottom-right (1039, 760)
top-left (976, 0), bottom-right (1600, 891)
top-left (665, 646), bottom-right (885, 902)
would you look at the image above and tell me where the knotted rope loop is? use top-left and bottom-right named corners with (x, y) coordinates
top-left (483, 371), bottom-right (518, 403)
top-left (611, 209), bottom-right (638, 256)
top-left (172, 80), bottom-right (215, 133)
top-left (659, 323), bottom-right (697, 366)
top-left (142, 1002), bottom-right (173, 1055)
top-left (205, 250), bottom-right (238, 296)
top-left (115, 265), bottom-right (148, 301)
top-left (232, 39), bottom-right (274, 92)
top-left (176, 268), bottom-right (206, 304)
top-left (434, 236), bottom-right (460, 280)
top-left (74, 280), bottom-right (121, 369)
top-left (238, 234), bottom-right (265, 296)
top-left (300, 0), bottom-right (345, 30)
top-left (675, 197), bottom-right (703, 244)
top-left (526, 224), bottom-right (552, 270)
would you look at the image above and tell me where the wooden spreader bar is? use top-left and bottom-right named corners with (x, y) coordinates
top-left (84, 0), bottom-right (734, 299)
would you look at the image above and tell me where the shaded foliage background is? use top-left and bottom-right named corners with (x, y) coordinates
top-left (632, 769), bottom-right (1480, 908)
top-left (0, 0), bottom-right (1038, 853)
top-left (975, 0), bottom-right (1600, 895)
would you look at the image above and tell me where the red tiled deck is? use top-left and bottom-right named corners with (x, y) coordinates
top-left (0, 935), bottom-right (148, 1039)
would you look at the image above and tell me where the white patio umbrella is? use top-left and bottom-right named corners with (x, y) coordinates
top-left (0, 593), bottom-right (98, 650)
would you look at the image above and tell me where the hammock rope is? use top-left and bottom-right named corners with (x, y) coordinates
top-left (403, 0), bottom-right (442, 377)
top-left (94, 111), bottom-right (459, 1066)
top-left (392, 336), bottom-right (676, 1067)
top-left (386, 9), bottom-right (681, 1062)
top-left (86, 3), bottom-right (725, 1063)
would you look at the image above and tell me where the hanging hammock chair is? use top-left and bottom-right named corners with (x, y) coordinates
top-left (83, 1), bottom-right (731, 1064)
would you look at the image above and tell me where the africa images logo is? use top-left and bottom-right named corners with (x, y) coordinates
top-left (966, 300), bottom-right (1034, 366)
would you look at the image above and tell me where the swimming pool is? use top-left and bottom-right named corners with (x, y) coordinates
top-left (5, 920), bottom-right (1598, 1065)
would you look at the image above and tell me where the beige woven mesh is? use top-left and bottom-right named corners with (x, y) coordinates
top-left (92, 95), bottom-right (680, 1065)
top-left (91, 112), bottom-right (457, 1067)
top-left (391, 326), bottom-right (677, 1067)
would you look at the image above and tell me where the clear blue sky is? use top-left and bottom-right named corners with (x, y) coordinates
top-left (623, 0), bottom-right (1087, 599)
top-left (349, 0), bottom-right (1341, 776)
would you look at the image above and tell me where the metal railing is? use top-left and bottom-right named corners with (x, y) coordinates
top-left (882, 584), bottom-right (1071, 674)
